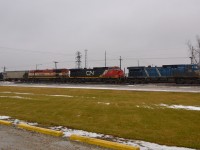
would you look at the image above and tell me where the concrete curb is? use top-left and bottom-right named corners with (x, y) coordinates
top-left (0, 120), bottom-right (12, 126)
top-left (17, 123), bottom-right (63, 137)
top-left (70, 134), bottom-right (140, 150)
top-left (1, 120), bottom-right (140, 150)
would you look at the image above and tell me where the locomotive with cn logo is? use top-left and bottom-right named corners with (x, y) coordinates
top-left (69, 66), bottom-right (125, 83)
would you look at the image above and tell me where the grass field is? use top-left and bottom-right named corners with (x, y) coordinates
top-left (0, 86), bottom-right (200, 149)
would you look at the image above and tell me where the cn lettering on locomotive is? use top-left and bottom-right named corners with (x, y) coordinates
top-left (86, 71), bottom-right (95, 76)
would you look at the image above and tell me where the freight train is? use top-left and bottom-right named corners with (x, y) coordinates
top-left (0, 64), bottom-right (200, 84)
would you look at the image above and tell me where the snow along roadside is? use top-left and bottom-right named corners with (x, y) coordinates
top-left (0, 115), bottom-right (195, 150)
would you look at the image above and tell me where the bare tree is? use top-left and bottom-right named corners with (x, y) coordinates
top-left (187, 36), bottom-right (200, 65)
top-left (196, 36), bottom-right (200, 66)
top-left (187, 41), bottom-right (197, 64)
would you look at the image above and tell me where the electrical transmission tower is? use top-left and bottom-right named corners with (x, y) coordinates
top-left (2, 66), bottom-right (6, 72)
top-left (76, 51), bottom-right (82, 69)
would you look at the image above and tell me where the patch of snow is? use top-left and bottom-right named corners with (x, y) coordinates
top-left (0, 92), bottom-right (12, 94)
top-left (0, 92), bottom-right (33, 95)
top-left (121, 139), bottom-right (194, 150)
top-left (142, 105), bottom-right (154, 109)
top-left (27, 122), bottom-right (38, 126)
top-left (135, 105), bottom-right (154, 109)
top-left (97, 102), bottom-right (110, 105)
top-left (159, 104), bottom-right (200, 111)
top-left (50, 126), bottom-right (194, 150)
top-left (0, 96), bottom-right (32, 99)
top-left (85, 96), bottom-right (96, 99)
top-left (12, 119), bottom-right (38, 126)
top-left (0, 81), bottom-right (12, 84)
top-left (127, 85), bottom-right (135, 87)
top-left (47, 94), bottom-right (74, 98)
top-left (0, 116), bottom-right (10, 119)
top-left (50, 127), bottom-right (104, 138)
top-left (13, 119), bottom-right (20, 125)
top-left (14, 92), bottom-right (33, 95)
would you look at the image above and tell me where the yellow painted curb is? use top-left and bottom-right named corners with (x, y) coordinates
top-left (17, 123), bottom-right (63, 137)
top-left (0, 120), bottom-right (12, 126)
top-left (70, 134), bottom-right (140, 150)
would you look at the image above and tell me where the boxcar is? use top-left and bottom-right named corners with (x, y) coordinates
top-left (3, 71), bottom-right (27, 81)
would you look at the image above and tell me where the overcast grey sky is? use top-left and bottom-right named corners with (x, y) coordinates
top-left (0, 0), bottom-right (200, 71)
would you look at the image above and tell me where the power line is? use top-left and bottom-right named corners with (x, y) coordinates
top-left (1, 56), bottom-right (190, 71)
top-left (0, 46), bottom-right (74, 56)
top-left (124, 57), bottom-right (189, 60)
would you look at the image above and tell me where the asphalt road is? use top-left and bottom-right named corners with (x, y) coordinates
top-left (0, 125), bottom-right (108, 150)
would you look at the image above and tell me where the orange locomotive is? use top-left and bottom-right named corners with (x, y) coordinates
top-left (28, 69), bottom-right (70, 82)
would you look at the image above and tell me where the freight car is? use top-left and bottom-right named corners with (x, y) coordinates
top-left (3, 71), bottom-right (28, 82)
top-left (127, 64), bottom-right (200, 84)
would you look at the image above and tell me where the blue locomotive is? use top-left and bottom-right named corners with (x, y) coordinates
top-left (127, 64), bottom-right (200, 84)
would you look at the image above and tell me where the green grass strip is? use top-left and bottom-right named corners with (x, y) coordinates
top-left (0, 86), bottom-right (200, 149)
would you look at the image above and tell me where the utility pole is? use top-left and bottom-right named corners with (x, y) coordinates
top-left (53, 61), bottom-right (58, 69)
top-left (119, 56), bottom-right (122, 69)
top-left (76, 51), bottom-right (82, 69)
top-left (189, 46), bottom-right (195, 65)
top-left (84, 49), bottom-right (88, 68)
top-left (189, 57), bottom-right (193, 65)
top-left (36, 64), bottom-right (42, 70)
top-left (105, 51), bottom-right (107, 67)
top-left (2, 66), bottom-right (6, 72)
